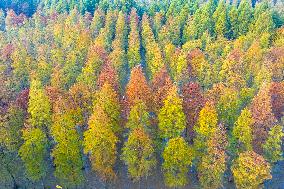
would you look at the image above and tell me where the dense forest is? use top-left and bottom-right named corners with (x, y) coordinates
top-left (0, 0), bottom-right (283, 188)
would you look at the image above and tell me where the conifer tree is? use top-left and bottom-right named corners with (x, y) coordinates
top-left (83, 107), bottom-right (118, 181)
top-left (151, 67), bottom-right (173, 113)
top-left (77, 44), bottom-right (108, 89)
top-left (126, 65), bottom-right (152, 110)
top-left (250, 83), bottom-right (277, 154)
top-left (28, 78), bottom-right (52, 132)
top-left (127, 8), bottom-right (141, 69)
top-left (232, 108), bottom-right (254, 153)
top-left (93, 82), bottom-right (121, 134)
top-left (90, 8), bottom-right (105, 38)
top-left (263, 125), bottom-right (284, 163)
top-left (126, 100), bottom-right (151, 133)
top-left (194, 102), bottom-right (218, 156)
top-left (18, 127), bottom-right (48, 181)
top-left (197, 124), bottom-right (228, 189)
top-left (51, 104), bottom-right (84, 187)
top-left (232, 151), bottom-right (271, 189)
top-left (237, 0), bottom-right (252, 36)
top-left (181, 82), bottom-right (204, 139)
top-left (122, 127), bottom-right (156, 181)
top-left (162, 137), bottom-right (192, 187)
top-left (158, 86), bottom-right (186, 139)
top-left (109, 39), bottom-right (128, 89)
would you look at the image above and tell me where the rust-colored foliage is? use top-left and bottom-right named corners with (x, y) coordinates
top-left (45, 86), bottom-right (65, 112)
top-left (186, 49), bottom-right (205, 78)
top-left (151, 67), bottom-right (173, 113)
top-left (15, 89), bottom-right (29, 112)
top-left (97, 62), bottom-right (120, 93)
top-left (270, 82), bottom-right (284, 121)
top-left (1, 43), bottom-right (14, 61)
top-left (126, 65), bottom-right (152, 110)
top-left (250, 83), bottom-right (277, 154)
top-left (69, 83), bottom-right (93, 124)
top-left (265, 47), bottom-right (284, 82)
top-left (5, 10), bottom-right (27, 29)
top-left (181, 82), bottom-right (205, 140)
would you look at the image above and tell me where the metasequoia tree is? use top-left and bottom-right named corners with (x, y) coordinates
top-left (83, 107), bottom-right (118, 181)
top-left (197, 124), bottom-right (228, 189)
top-left (162, 137), bottom-right (192, 187)
top-left (126, 65), bottom-right (152, 110)
top-left (127, 8), bottom-right (141, 69)
top-left (122, 127), bottom-right (156, 181)
top-left (151, 67), bottom-right (173, 113)
top-left (181, 82), bottom-right (204, 140)
top-left (158, 86), bottom-right (186, 139)
top-left (250, 83), bottom-right (277, 154)
top-left (232, 151), bottom-right (271, 189)
top-left (232, 108), bottom-right (254, 153)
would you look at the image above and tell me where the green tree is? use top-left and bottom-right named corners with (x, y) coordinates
top-left (263, 125), bottom-right (284, 163)
top-left (122, 127), bottom-right (156, 181)
top-left (126, 100), bottom-right (151, 133)
top-left (0, 105), bottom-right (24, 151)
top-left (162, 137), bottom-right (193, 187)
top-left (237, 0), bottom-right (252, 36)
top-left (28, 78), bottom-right (52, 132)
top-left (228, 5), bottom-right (239, 39)
top-left (232, 108), bottom-right (254, 153)
top-left (127, 8), bottom-right (141, 69)
top-left (213, 1), bottom-right (230, 38)
top-left (90, 8), bottom-right (105, 38)
top-left (18, 128), bottom-right (48, 182)
top-left (158, 86), bottom-right (186, 139)
top-left (51, 109), bottom-right (84, 187)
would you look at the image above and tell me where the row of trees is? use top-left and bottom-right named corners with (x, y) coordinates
top-left (0, 0), bottom-right (283, 188)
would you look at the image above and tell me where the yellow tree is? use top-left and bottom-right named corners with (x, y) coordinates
top-left (232, 151), bottom-right (271, 189)
top-left (83, 106), bottom-right (118, 181)
top-left (162, 137), bottom-right (193, 187)
top-left (158, 86), bottom-right (186, 139)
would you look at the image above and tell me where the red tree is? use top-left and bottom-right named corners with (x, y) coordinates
top-left (126, 65), bottom-right (152, 111)
top-left (251, 83), bottom-right (277, 154)
top-left (270, 82), bottom-right (284, 121)
top-left (151, 67), bottom-right (173, 113)
top-left (97, 62), bottom-right (120, 93)
top-left (181, 82), bottom-right (205, 141)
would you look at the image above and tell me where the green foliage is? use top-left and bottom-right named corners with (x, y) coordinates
top-left (162, 137), bottom-right (192, 188)
top-left (127, 9), bottom-right (141, 69)
top-left (232, 108), bottom-right (253, 154)
top-left (18, 128), bottom-right (48, 181)
top-left (237, 0), bottom-right (253, 36)
top-left (51, 110), bottom-right (84, 187)
top-left (158, 86), bottom-right (186, 139)
top-left (122, 127), bottom-right (156, 181)
top-left (263, 125), bottom-right (284, 163)
top-left (0, 105), bottom-right (24, 151)
top-left (28, 78), bottom-right (52, 132)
